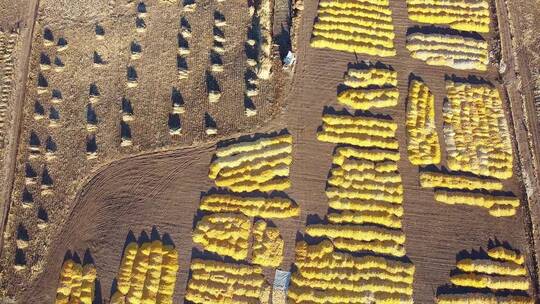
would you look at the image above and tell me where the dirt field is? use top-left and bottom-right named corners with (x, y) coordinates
top-left (1, 0), bottom-right (540, 303)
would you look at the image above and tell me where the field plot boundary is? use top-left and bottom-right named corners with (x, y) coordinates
top-left (494, 0), bottom-right (540, 294)
top-left (0, 0), bottom-right (41, 253)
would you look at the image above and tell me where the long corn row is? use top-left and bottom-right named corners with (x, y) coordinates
top-left (406, 0), bottom-right (490, 32)
top-left (317, 113), bottom-right (399, 149)
top-left (338, 66), bottom-right (399, 110)
top-left (192, 213), bottom-right (251, 260)
top-left (419, 171), bottom-right (504, 191)
top-left (199, 194), bottom-right (299, 218)
top-left (406, 79), bottom-right (441, 165)
top-left (251, 220), bottom-right (284, 267)
top-left (111, 240), bottom-right (179, 304)
top-left (436, 242), bottom-right (534, 303)
top-left (0, 31), bottom-right (17, 149)
top-left (443, 80), bottom-right (513, 179)
top-left (55, 259), bottom-right (96, 304)
top-left (434, 189), bottom-right (519, 217)
top-left (185, 259), bottom-right (270, 304)
top-left (311, 0), bottom-right (396, 56)
top-left (406, 31), bottom-right (488, 71)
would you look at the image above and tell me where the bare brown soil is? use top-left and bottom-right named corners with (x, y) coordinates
top-left (0, 0), bottom-right (539, 303)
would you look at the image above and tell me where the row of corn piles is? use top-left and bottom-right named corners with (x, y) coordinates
top-left (436, 243), bottom-right (534, 303)
top-left (406, 0), bottom-right (490, 33)
top-left (338, 66), bottom-right (399, 110)
top-left (405, 79), bottom-right (441, 165)
top-left (55, 258), bottom-right (97, 304)
top-left (110, 239), bottom-right (179, 304)
top-left (310, 0), bottom-right (397, 57)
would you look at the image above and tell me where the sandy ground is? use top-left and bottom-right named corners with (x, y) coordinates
top-left (0, 0), bottom-right (540, 303)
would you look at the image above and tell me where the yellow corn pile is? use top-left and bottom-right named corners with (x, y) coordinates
top-left (251, 220), bottom-right (284, 267)
top-left (317, 113), bottom-right (399, 149)
top-left (434, 190), bottom-right (519, 218)
top-left (338, 66), bottom-right (399, 110)
top-left (111, 240), bottom-right (179, 304)
top-left (310, 0), bottom-right (396, 56)
top-left (488, 246), bottom-right (525, 265)
top-left (199, 194), bottom-right (299, 218)
top-left (185, 259), bottom-right (270, 304)
top-left (420, 171), bottom-right (504, 191)
top-left (443, 80), bottom-right (513, 179)
top-left (288, 240), bottom-right (415, 303)
top-left (55, 259), bottom-right (97, 304)
top-left (406, 32), bottom-right (488, 70)
top-left (406, 0), bottom-right (490, 32)
top-left (208, 134), bottom-right (293, 192)
top-left (406, 79), bottom-right (441, 165)
top-left (436, 242), bottom-right (534, 303)
top-left (192, 213), bottom-right (251, 260)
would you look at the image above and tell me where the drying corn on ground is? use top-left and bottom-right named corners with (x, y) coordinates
top-left (406, 30), bottom-right (488, 71)
top-left (338, 65), bottom-right (399, 110)
top-left (406, 0), bottom-right (491, 33)
top-left (185, 259), bottom-right (271, 304)
top-left (406, 79), bottom-right (441, 165)
top-left (289, 107), bottom-right (414, 303)
top-left (436, 242), bottom-right (534, 303)
top-left (208, 133), bottom-right (293, 192)
top-left (55, 259), bottom-right (96, 304)
top-left (443, 79), bottom-right (513, 179)
top-left (110, 239), bottom-right (179, 304)
top-left (310, 0), bottom-right (397, 56)
top-left (188, 132), bottom-right (297, 303)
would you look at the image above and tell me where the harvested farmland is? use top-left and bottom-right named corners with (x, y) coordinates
top-left (436, 241), bottom-right (534, 303)
top-left (406, 29), bottom-right (488, 71)
top-left (405, 78), bottom-right (440, 165)
top-left (443, 78), bottom-right (513, 179)
top-left (310, 0), bottom-right (397, 56)
top-left (406, 0), bottom-right (491, 33)
top-left (338, 64), bottom-right (399, 110)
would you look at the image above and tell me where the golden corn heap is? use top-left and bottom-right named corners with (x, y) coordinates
top-left (288, 240), bottom-right (415, 304)
top-left (110, 240), bottom-right (179, 304)
top-left (406, 31), bottom-right (488, 71)
top-left (406, 0), bottom-right (490, 33)
top-left (55, 259), bottom-right (97, 304)
top-left (199, 194), bottom-right (299, 218)
top-left (406, 79), bottom-right (441, 165)
top-left (252, 220), bottom-right (284, 267)
top-left (443, 80), bottom-right (513, 179)
top-left (317, 113), bottom-right (399, 149)
top-left (192, 213), bottom-right (251, 260)
top-left (420, 171), bottom-right (504, 191)
top-left (185, 259), bottom-right (271, 304)
top-left (337, 66), bottom-right (399, 110)
top-left (310, 0), bottom-right (396, 56)
top-left (436, 243), bottom-right (534, 303)
top-left (434, 190), bottom-right (519, 217)
top-left (208, 134), bottom-right (293, 192)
